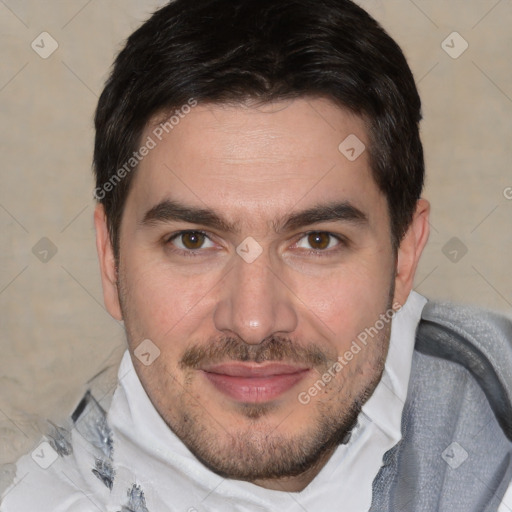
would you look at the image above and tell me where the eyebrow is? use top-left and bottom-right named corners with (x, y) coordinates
top-left (140, 199), bottom-right (368, 233)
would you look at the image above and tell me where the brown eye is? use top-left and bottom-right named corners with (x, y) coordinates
top-left (307, 232), bottom-right (331, 250)
top-left (180, 231), bottom-right (206, 250)
top-left (167, 230), bottom-right (216, 255)
top-left (295, 232), bottom-right (344, 254)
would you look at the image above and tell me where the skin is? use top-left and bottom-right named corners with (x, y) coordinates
top-left (95, 97), bottom-right (430, 492)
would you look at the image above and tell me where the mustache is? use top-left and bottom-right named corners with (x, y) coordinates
top-left (179, 335), bottom-right (336, 370)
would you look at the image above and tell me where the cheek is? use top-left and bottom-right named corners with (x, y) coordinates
top-left (120, 256), bottom-right (222, 342)
top-left (293, 261), bottom-right (393, 344)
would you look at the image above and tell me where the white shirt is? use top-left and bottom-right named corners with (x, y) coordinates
top-left (2, 291), bottom-right (511, 511)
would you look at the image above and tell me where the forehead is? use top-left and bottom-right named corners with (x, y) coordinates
top-left (125, 98), bottom-right (386, 231)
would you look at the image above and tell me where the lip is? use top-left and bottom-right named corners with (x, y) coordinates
top-left (201, 363), bottom-right (311, 403)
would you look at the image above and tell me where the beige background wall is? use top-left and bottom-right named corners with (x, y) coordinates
top-left (1, 0), bottom-right (511, 481)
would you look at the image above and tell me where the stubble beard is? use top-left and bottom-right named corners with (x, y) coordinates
top-left (165, 328), bottom-right (390, 483)
top-left (117, 268), bottom-right (394, 483)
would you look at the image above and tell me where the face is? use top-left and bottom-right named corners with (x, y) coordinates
top-left (95, 97), bottom-right (429, 491)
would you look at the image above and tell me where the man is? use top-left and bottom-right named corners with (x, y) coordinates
top-left (2, 0), bottom-right (512, 510)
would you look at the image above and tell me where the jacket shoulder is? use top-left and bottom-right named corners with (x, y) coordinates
top-left (416, 300), bottom-right (512, 440)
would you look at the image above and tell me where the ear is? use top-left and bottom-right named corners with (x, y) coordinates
top-left (393, 198), bottom-right (430, 306)
top-left (94, 204), bottom-right (123, 321)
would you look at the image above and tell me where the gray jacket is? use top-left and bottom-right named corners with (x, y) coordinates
top-left (370, 300), bottom-right (512, 511)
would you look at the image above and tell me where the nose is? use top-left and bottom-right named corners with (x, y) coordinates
top-left (213, 252), bottom-right (298, 344)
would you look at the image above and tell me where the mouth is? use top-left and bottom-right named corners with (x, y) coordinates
top-left (200, 362), bottom-right (312, 403)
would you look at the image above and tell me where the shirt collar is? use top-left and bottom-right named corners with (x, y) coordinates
top-left (360, 290), bottom-right (428, 443)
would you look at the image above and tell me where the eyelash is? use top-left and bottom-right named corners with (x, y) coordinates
top-left (165, 230), bottom-right (212, 258)
top-left (164, 230), bottom-right (348, 258)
